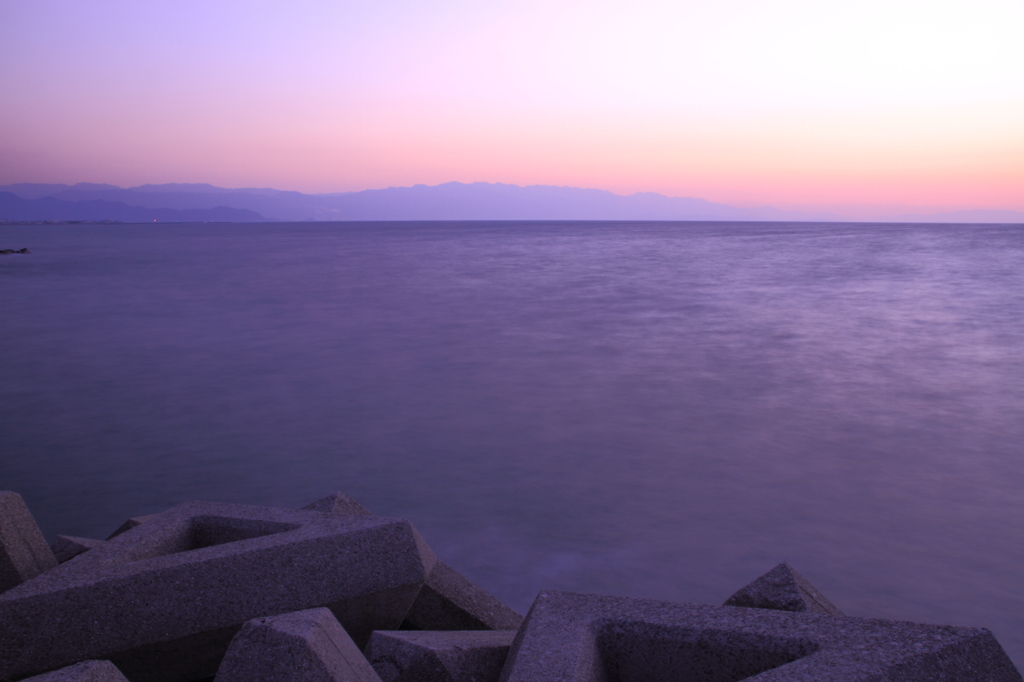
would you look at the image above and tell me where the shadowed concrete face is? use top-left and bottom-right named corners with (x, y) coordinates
top-left (0, 501), bottom-right (437, 682)
top-left (51, 536), bottom-right (106, 564)
top-left (403, 561), bottom-right (524, 631)
top-left (22, 661), bottom-right (129, 682)
top-left (301, 492), bottom-right (522, 632)
top-left (0, 491), bottom-right (57, 593)
top-left (302, 492), bottom-right (374, 517)
top-left (498, 591), bottom-right (1022, 682)
top-left (106, 515), bottom-right (159, 540)
top-left (215, 608), bottom-right (382, 682)
top-left (367, 630), bottom-right (515, 682)
top-left (723, 563), bottom-right (844, 616)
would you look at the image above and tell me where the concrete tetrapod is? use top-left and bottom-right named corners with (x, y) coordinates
top-left (723, 563), bottom-right (844, 616)
top-left (402, 561), bottom-right (524, 631)
top-left (51, 536), bottom-right (106, 564)
top-left (106, 515), bottom-right (159, 540)
top-left (0, 500), bottom-right (437, 682)
top-left (302, 492), bottom-right (374, 517)
top-left (366, 630), bottom-right (516, 682)
top-left (21, 661), bottom-right (130, 682)
top-left (215, 608), bottom-right (382, 682)
top-left (0, 491), bottom-right (57, 593)
top-left (299, 492), bottom-right (522, 632)
top-left (498, 591), bottom-right (1022, 682)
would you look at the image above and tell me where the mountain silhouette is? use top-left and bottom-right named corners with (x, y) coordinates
top-left (0, 182), bottom-right (819, 222)
top-left (0, 192), bottom-right (266, 223)
top-left (2, 182), bottom-right (1020, 223)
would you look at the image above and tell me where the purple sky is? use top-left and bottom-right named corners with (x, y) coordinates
top-left (2, 0), bottom-right (1022, 215)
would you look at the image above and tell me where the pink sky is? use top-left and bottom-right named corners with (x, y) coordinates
top-left (2, 0), bottom-right (1022, 215)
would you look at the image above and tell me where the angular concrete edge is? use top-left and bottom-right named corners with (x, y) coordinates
top-left (498, 590), bottom-right (1023, 682)
top-left (1, 500), bottom-right (436, 682)
top-left (51, 536), bottom-right (106, 564)
top-left (106, 515), bottom-right (159, 540)
top-left (724, 562), bottom-right (844, 616)
top-left (22, 660), bottom-right (129, 682)
top-left (302, 491), bottom-right (373, 516)
top-left (0, 491), bottom-right (57, 593)
top-left (367, 630), bottom-right (516, 682)
top-left (215, 607), bottom-right (382, 682)
top-left (403, 561), bottom-right (523, 631)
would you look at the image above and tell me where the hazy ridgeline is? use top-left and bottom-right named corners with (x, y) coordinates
top-left (4, 182), bottom-right (1024, 223)
top-left (1, 221), bottom-right (1023, 667)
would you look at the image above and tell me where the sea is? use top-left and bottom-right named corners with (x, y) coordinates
top-left (2, 220), bottom-right (1022, 667)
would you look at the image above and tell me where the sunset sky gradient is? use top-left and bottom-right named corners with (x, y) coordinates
top-left (2, 0), bottom-right (1022, 214)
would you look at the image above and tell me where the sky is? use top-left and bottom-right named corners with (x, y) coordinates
top-left (1, 0), bottom-right (1022, 214)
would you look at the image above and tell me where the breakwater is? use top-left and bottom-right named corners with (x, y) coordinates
top-left (1, 490), bottom-right (1020, 682)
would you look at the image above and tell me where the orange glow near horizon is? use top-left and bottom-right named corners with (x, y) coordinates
top-left (2, 0), bottom-right (1022, 216)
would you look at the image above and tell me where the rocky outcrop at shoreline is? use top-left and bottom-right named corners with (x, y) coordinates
top-left (1, 490), bottom-right (1020, 682)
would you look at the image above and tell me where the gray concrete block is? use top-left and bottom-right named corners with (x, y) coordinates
top-left (302, 492), bottom-right (374, 517)
top-left (0, 500), bottom-right (437, 682)
top-left (51, 536), bottom-right (106, 564)
top-left (403, 561), bottom-right (523, 631)
top-left (499, 591), bottom-right (1022, 682)
top-left (297, 490), bottom-right (522, 632)
top-left (215, 607), bottom-right (382, 682)
top-left (22, 661), bottom-right (129, 682)
top-left (367, 630), bottom-right (515, 682)
top-left (723, 562), bottom-right (844, 616)
top-left (106, 514), bottom-right (159, 540)
top-left (0, 491), bottom-right (57, 593)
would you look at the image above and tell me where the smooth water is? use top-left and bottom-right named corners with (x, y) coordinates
top-left (2, 221), bottom-right (1022, 664)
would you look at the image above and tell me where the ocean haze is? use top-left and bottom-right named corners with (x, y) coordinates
top-left (1, 220), bottom-right (1022, 667)
top-left (3, 182), bottom-right (1022, 223)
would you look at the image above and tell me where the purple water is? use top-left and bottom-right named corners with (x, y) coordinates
top-left (2, 221), bottom-right (1022, 664)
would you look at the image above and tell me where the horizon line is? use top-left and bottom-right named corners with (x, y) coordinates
top-left (5, 179), bottom-right (1024, 217)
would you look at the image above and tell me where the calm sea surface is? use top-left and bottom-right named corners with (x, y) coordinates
top-left (2, 221), bottom-right (1022, 664)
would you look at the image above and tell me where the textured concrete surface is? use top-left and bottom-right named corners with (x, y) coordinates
top-left (724, 563), bottom-right (844, 616)
top-left (0, 500), bottom-right (436, 682)
top-left (0, 491), bottom-right (57, 593)
top-left (216, 607), bottom-right (382, 682)
top-left (22, 661), bottom-right (129, 682)
top-left (367, 630), bottom-right (515, 682)
top-left (51, 536), bottom-right (106, 564)
top-left (5, 491), bottom-right (1020, 682)
top-left (499, 591), bottom-right (1022, 682)
top-left (403, 561), bottom-right (523, 631)
top-left (301, 492), bottom-right (521, 631)
top-left (302, 491), bottom-right (374, 517)
top-left (106, 515), bottom-right (159, 540)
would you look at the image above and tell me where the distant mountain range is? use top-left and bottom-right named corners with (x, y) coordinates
top-left (0, 191), bottom-right (264, 223)
top-left (1, 182), bottom-right (1021, 224)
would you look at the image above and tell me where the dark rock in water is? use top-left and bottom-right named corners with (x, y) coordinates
top-left (723, 562), bottom-right (844, 616)
top-left (0, 248), bottom-right (30, 254)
